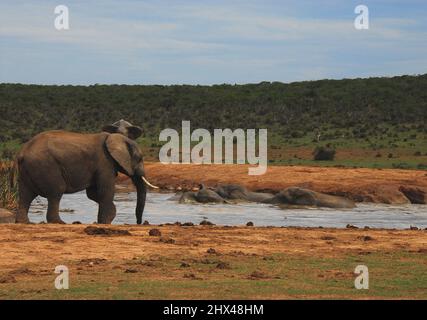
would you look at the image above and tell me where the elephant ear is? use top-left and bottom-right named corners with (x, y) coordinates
top-left (102, 125), bottom-right (119, 134)
top-left (105, 134), bottom-right (134, 176)
top-left (127, 126), bottom-right (143, 140)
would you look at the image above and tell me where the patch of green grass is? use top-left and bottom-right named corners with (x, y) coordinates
top-left (272, 158), bottom-right (427, 170)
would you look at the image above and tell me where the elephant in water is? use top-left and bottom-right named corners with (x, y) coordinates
top-left (262, 187), bottom-right (355, 209)
top-left (169, 184), bottom-right (355, 209)
top-left (178, 185), bottom-right (227, 204)
top-left (214, 184), bottom-right (274, 203)
top-left (173, 184), bottom-right (271, 204)
top-left (16, 130), bottom-right (158, 224)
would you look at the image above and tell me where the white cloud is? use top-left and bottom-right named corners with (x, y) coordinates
top-left (0, 0), bottom-right (426, 84)
top-left (1, 1), bottom-right (421, 51)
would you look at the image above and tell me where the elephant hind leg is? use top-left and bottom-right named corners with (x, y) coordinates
top-left (46, 195), bottom-right (65, 224)
top-left (16, 183), bottom-right (36, 223)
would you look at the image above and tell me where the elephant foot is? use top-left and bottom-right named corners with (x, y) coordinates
top-left (15, 216), bottom-right (30, 224)
top-left (97, 217), bottom-right (114, 224)
top-left (46, 217), bottom-right (66, 224)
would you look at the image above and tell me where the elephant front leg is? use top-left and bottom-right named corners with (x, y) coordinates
top-left (95, 175), bottom-right (117, 224)
top-left (46, 196), bottom-right (65, 224)
top-left (97, 196), bottom-right (116, 224)
top-left (87, 186), bottom-right (115, 223)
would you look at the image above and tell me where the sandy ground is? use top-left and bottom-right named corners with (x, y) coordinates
top-left (0, 224), bottom-right (425, 272)
top-left (129, 163), bottom-right (427, 204)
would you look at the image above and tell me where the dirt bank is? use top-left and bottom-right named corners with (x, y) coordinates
top-left (119, 163), bottom-right (427, 204)
top-left (0, 224), bottom-right (426, 299)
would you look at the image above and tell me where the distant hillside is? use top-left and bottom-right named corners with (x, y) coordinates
top-left (1, 74), bottom-right (426, 145)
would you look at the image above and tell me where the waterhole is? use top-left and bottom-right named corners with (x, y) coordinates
top-left (29, 191), bottom-right (427, 229)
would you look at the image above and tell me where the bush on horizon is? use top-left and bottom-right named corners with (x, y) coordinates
top-left (313, 145), bottom-right (336, 161)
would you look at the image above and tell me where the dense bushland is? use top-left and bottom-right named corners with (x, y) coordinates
top-left (1, 74), bottom-right (426, 145)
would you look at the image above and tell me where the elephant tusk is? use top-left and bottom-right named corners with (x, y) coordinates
top-left (141, 176), bottom-right (159, 189)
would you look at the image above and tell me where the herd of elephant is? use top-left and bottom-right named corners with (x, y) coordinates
top-left (169, 184), bottom-right (356, 209)
top-left (15, 119), bottom-right (355, 225)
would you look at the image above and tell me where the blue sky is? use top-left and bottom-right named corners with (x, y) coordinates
top-left (1, 0), bottom-right (426, 85)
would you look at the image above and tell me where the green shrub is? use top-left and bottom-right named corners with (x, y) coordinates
top-left (417, 163), bottom-right (427, 170)
top-left (1, 147), bottom-right (17, 160)
top-left (392, 162), bottom-right (411, 169)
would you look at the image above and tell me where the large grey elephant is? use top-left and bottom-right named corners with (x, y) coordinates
top-left (263, 187), bottom-right (355, 208)
top-left (16, 130), bottom-right (157, 224)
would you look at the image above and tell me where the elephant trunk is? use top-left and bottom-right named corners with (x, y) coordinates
top-left (132, 176), bottom-right (147, 225)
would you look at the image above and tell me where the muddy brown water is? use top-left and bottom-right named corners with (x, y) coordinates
top-left (28, 191), bottom-right (427, 229)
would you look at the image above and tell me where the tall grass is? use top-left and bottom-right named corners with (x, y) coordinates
top-left (0, 161), bottom-right (18, 210)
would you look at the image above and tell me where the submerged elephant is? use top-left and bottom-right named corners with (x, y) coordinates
top-left (263, 187), bottom-right (355, 209)
top-left (16, 130), bottom-right (158, 224)
top-left (170, 184), bottom-right (355, 209)
top-left (178, 185), bottom-right (227, 204)
top-left (214, 184), bottom-right (274, 203)
top-left (102, 119), bottom-right (143, 140)
top-left (172, 184), bottom-right (274, 204)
